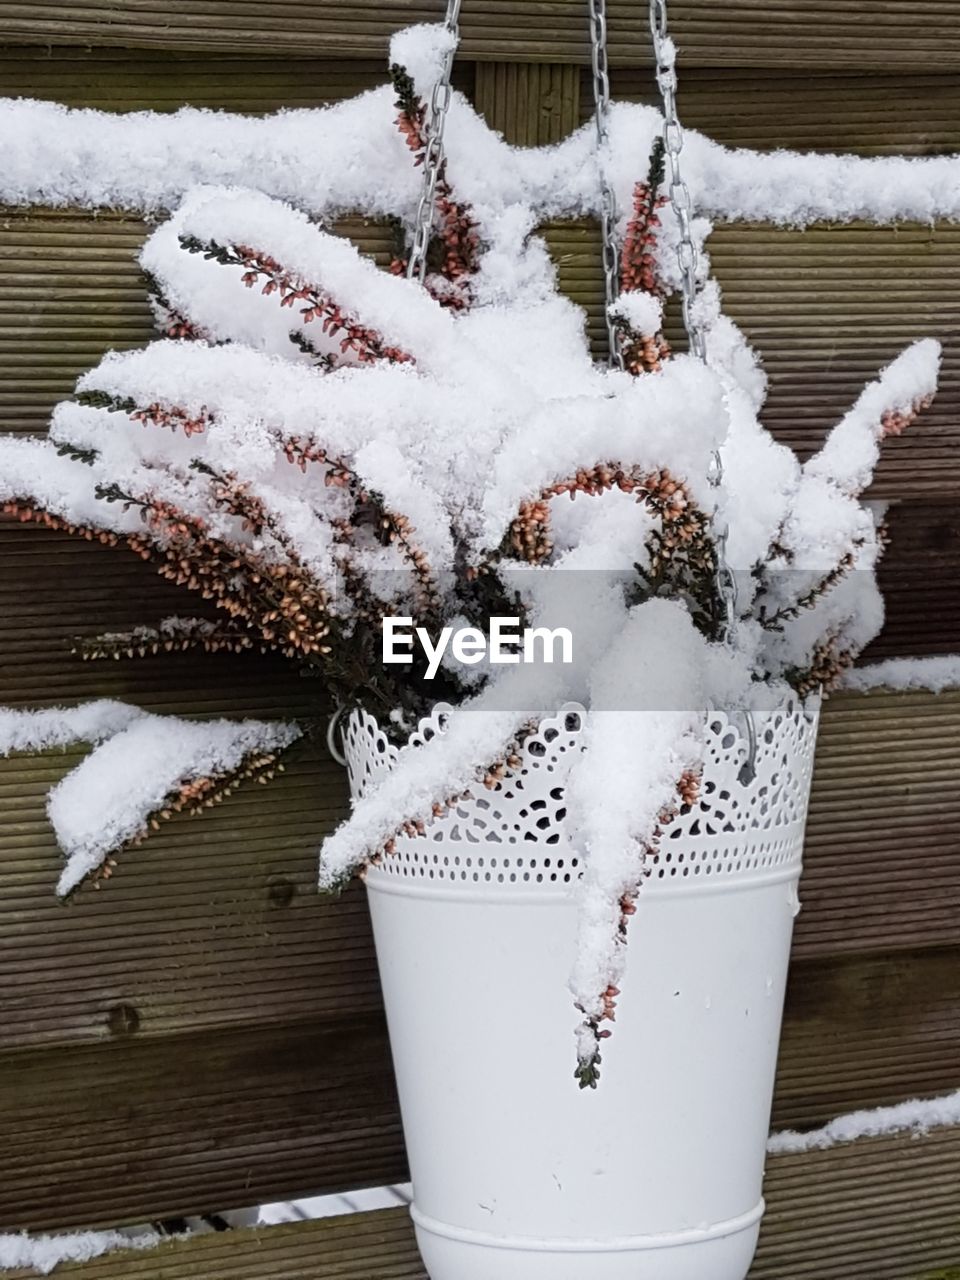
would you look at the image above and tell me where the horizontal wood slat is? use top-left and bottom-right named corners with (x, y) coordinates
top-left (2, 700), bottom-right (960, 1046)
top-left (865, 500), bottom-right (960, 661)
top-left (4, 503), bottom-right (954, 710)
top-left (14, 1120), bottom-right (960, 1277)
top-left (0, 50), bottom-right (955, 159)
top-left (4, 949), bottom-right (959, 1230)
top-left (0, 739), bottom-right (368, 1052)
top-left (754, 1125), bottom-right (960, 1278)
top-left (776, 946), bottom-right (960, 1128)
top-left (0, 50), bottom-right (393, 112)
top-left (798, 689), bottom-right (960, 960)
top-left (1, 2), bottom-right (959, 67)
top-left (0, 1018), bottom-right (404, 1234)
top-left (606, 68), bottom-right (960, 157)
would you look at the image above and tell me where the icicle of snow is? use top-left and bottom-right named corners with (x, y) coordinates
top-left (0, 701), bottom-right (145, 756)
top-left (841, 655), bottom-right (960, 694)
top-left (768, 1088), bottom-right (960, 1155)
top-left (49, 715), bottom-right (300, 896)
top-left (0, 1228), bottom-right (162, 1275)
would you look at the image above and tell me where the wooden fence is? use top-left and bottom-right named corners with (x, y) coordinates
top-left (0, 3), bottom-right (958, 1274)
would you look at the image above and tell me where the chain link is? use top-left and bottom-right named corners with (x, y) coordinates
top-left (588, 0), bottom-right (625, 368)
top-left (406, 0), bottom-right (463, 286)
top-left (584, 0), bottom-right (755, 774)
top-left (647, 0), bottom-right (755, 775)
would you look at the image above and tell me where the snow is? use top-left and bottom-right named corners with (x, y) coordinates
top-left (0, 1228), bottom-right (161, 1275)
top-left (768, 1088), bottom-right (960, 1155)
top-left (609, 290), bottom-right (663, 338)
top-left (0, 700), bottom-right (144, 756)
top-left (0, 699), bottom-right (303, 898)
top-left (49, 715), bottom-right (300, 896)
top-left (1, 95), bottom-right (959, 233)
top-left (803, 339), bottom-right (940, 498)
top-left (842, 655), bottom-right (960, 694)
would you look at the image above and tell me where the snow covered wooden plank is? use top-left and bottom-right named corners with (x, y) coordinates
top-left (0, 1), bottom-right (959, 68)
top-left (753, 1125), bottom-right (960, 1277)
top-left (1, 1209), bottom-right (425, 1279)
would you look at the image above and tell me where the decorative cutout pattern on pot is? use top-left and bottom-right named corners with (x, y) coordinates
top-left (343, 697), bottom-right (819, 894)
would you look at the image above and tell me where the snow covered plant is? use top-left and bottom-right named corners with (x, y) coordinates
top-left (0, 40), bottom-right (941, 1083)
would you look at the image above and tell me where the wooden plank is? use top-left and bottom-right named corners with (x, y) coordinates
top-left (606, 68), bottom-right (960, 157)
top-left (0, 524), bottom-right (325, 708)
top-left (2, 1209), bottom-right (424, 1278)
top-left (0, 49), bottom-right (390, 112)
top-left (776, 947), bottom-right (960, 1129)
top-left (1, 2), bottom-right (959, 68)
top-left (0, 738), bottom-right (378, 1052)
top-left (864, 500), bottom-right (960, 661)
top-left (3, 502), bottom-right (955, 709)
top-left (474, 62), bottom-right (580, 145)
top-left (0, 1019), bottom-right (405, 1234)
top-left (797, 690), bottom-right (960, 960)
top-left (753, 1126), bottom-right (960, 1278)
top-left (12, 1121), bottom-right (960, 1276)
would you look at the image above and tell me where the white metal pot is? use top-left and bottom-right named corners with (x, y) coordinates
top-left (344, 697), bottom-right (820, 1280)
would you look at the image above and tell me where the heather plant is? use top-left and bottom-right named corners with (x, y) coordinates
top-left (0, 38), bottom-right (940, 1081)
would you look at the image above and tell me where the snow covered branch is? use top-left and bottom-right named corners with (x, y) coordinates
top-left (1, 701), bottom-right (300, 896)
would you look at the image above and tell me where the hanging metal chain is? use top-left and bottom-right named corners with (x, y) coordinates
top-left (407, 0), bottom-right (463, 285)
top-left (588, 0), bottom-right (625, 368)
top-left (648, 0), bottom-right (734, 632)
top-left (647, 0), bottom-right (756, 777)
